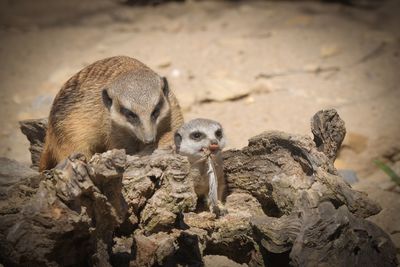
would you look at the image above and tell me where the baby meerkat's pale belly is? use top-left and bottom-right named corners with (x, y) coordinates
top-left (190, 162), bottom-right (209, 196)
top-left (190, 157), bottom-right (223, 198)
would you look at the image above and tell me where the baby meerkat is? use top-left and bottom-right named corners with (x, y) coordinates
top-left (39, 56), bottom-right (183, 171)
top-left (174, 118), bottom-right (227, 216)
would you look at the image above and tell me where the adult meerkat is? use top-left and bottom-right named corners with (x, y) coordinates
top-left (39, 56), bottom-right (183, 171)
top-left (174, 118), bottom-right (227, 215)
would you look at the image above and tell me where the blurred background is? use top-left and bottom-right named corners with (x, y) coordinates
top-left (0, 0), bottom-right (399, 260)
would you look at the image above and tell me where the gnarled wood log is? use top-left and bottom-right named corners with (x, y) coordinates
top-left (19, 118), bottom-right (47, 170)
top-left (0, 109), bottom-right (396, 266)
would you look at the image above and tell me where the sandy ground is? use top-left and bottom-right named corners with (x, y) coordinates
top-left (0, 0), bottom-right (399, 261)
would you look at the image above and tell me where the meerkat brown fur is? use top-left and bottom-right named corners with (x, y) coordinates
top-left (39, 56), bottom-right (183, 171)
top-left (174, 118), bottom-right (227, 214)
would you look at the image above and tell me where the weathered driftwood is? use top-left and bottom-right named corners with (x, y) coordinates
top-left (0, 109), bottom-right (397, 266)
top-left (311, 109), bottom-right (346, 163)
top-left (19, 118), bottom-right (48, 170)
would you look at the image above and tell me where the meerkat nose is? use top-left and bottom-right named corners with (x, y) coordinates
top-left (209, 140), bottom-right (219, 152)
top-left (210, 139), bottom-right (218, 145)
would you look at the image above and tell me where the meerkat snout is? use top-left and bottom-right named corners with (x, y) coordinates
top-left (209, 139), bottom-right (220, 152)
top-left (102, 72), bottom-right (171, 145)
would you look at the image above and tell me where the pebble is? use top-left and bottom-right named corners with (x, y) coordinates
top-left (338, 169), bottom-right (359, 184)
top-left (320, 44), bottom-right (340, 58)
top-left (171, 68), bottom-right (181, 78)
top-left (197, 78), bottom-right (250, 102)
top-left (157, 59), bottom-right (171, 69)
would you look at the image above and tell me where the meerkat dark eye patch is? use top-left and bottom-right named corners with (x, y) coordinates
top-left (151, 97), bottom-right (164, 121)
top-left (190, 131), bottom-right (204, 141)
top-left (102, 89), bottom-right (112, 110)
top-left (174, 132), bottom-right (182, 151)
top-left (215, 129), bottom-right (223, 139)
top-left (162, 77), bottom-right (169, 96)
top-left (120, 106), bottom-right (140, 124)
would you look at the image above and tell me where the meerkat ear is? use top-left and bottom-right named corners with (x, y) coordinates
top-left (162, 77), bottom-right (169, 96)
top-left (102, 89), bottom-right (112, 110)
top-left (174, 132), bottom-right (182, 152)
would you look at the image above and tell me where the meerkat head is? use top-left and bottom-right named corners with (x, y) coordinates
top-left (102, 69), bottom-right (171, 144)
top-left (174, 118), bottom-right (226, 162)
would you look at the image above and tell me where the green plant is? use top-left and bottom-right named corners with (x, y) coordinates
top-left (374, 160), bottom-right (400, 186)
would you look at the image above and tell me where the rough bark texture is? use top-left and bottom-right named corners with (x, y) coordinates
top-left (0, 109), bottom-right (397, 266)
top-left (311, 109), bottom-right (346, 163)
top-left (19, 118), bottom-right (48, 170)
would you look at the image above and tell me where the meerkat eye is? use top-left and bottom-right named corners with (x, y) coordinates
top-left (190, 131), bottom-right (204, 141)
top-left (215, 129), bottom-right (223, 139)
top-left (120, 106), bottom-right (139, 124)
top-left (151, 98), bottom-right (164, 121)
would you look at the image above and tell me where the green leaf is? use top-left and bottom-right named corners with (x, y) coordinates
top-left (374, 160), bottom-right (400, 186)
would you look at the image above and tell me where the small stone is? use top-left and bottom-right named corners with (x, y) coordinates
top-left (250, 80), bottom-right (271, 94)
top-left (197, 78), bottom-right (250, 102)
top-left (320, 44), bottom-right (340, 58)
top-left (338, 169), bottom-right (359, 184)
top-left (171, 68), bottom-right (181, 78)
top-left (157, 59), bottom-right (171, 69)
top-left (244, 96), bottom-right (255, 104)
